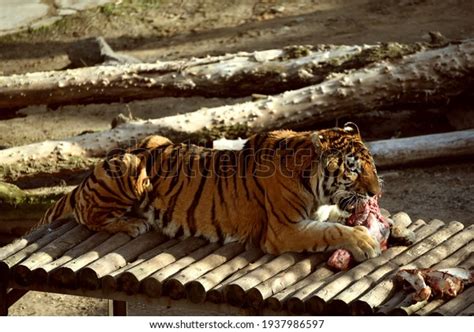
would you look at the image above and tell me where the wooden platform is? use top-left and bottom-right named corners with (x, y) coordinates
top-left (0, 215), bottom-right (472, 316)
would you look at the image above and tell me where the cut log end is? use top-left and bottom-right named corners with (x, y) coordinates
top-left (49, 267), bottom-right (76, 288)
top-left (164, 279), bottom-right (186, 300)
top-left (326, 299), bottom-right (351, 315)
top-left (225, 284), bottom-right (246, 307)
top-left (264, 297), bottom-right (282, 312)
top-left (306, 296), bottom-right (326, 315)
top-left (32, 268), bottom-right (48, 284)
top-left (77, 268), bottom-right (100, 290)
top-left (117, 272), bottom-right (141, 294)
top-left (246, 288), bottom-right (264, 309)
top-left (206, 289), bottom-right (224, 304)
top-left (101, 275), bottom-right (117, 293)
top-left (141, 278), bottom-right (162, 298)
top-left (351, 300), bottom-right (375, 315)
top-left (286, 297), bottom-right (305, 315)
top-left (12, 265), bottom-right (32, 286)
top-left (185, 281), bottom-right (207, 304)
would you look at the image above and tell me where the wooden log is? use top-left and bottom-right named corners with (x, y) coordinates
top-left (224, 252), bottom-right (305, 307)
top-left (0, 219), bottom-right (68, 261)
top-left (77, 232), bottom-right (168, 290)
top-left (164, 242), bottom-right (245, 300)
top-left (367, 130), bottom-right (474, 168)
top-left (285, 268), bottom-right (340, 315)
top-left (32, 231), bottom-right (111, 284)
top-left (246, 253), bottom-right (326, 310)
top-left (0, 43), bottom-right (420, 112)
top-left (141, 242), bottom-right (221, 298)
top-left (117, 237), bottom-right (207, 295)
top-left (206, 252), bottom-right (272, 304)
top-left (457, 303), bottom-right (474, 316)
top-left (101, 239), bottom-right (178, 293)
top-left (49, 232), bottom-right (131, 288)
top-left (328, 219), bottom-right (438, 314)
top-left (2, 40), bottom-right (474, 176)
top-left (11, 225), bottom-right (92, 286)
top-left (0, 220), bottom-right (76, 277)
top-left (186, 247), bottom-right (264, 304)
top-left (351, 222), bottom-right (470, 315)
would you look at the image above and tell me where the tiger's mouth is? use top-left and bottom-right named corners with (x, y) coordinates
top-left (338, 194), bottom-right (367, 213)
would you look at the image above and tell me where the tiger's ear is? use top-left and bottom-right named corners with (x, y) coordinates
top-left (343, 122), bottom-right (361, 137)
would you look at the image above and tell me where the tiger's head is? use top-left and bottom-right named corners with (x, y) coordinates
top-left (313, 122), bottom-right (381, 212)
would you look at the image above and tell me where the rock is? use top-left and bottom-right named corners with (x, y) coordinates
top-left (0, 3), bottom-right (49, 32)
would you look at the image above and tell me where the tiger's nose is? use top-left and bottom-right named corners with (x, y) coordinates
top-left (367, 191), bottom-right (376, 197)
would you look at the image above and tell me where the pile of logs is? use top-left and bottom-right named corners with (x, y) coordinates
top-left (1, 37), bottom-right (474, 240)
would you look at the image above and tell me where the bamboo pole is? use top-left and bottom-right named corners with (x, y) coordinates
top-left (224, 253), bottom-right (305, 307)
top-left (141, 242), bottom-right (221, 298)
top-left (286, 268), bottom-right (340, 315)
top-left (327, 219), bottom-right (439, 314)
top-left (0, 219), bottom-right (66, 260)
top-left (351, 222), bottom-right (469, 315)
top-left (11, 225), bottom-right (92, 285)
top-left (458, 303), bottom-right (474, 316)
top-left (164, 242), bottom-right (245, 300)
top-left (49, 232), bottom-right (131, 288)
top-left (77, 232), bottom-right (168, 290)
top-left (101, 239), bottom-right (178, 293)
top-left (117, 237), bottom-right (208, 295)
top-left (206, 253), bottom-right (273, 304)
top-left (0, 221), bottom-right (76, 277)
top-left (246, 253), bottom-right (326, 310)
top-left (32, 232), bottom-right (111, 284)
top-left (186, 247), bottom-right (264, 304)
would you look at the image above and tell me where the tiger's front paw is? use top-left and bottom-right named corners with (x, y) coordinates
top-left (346, 225), bottom-right (381, 262)
top-left (125, 219), bottom-right (151, 237)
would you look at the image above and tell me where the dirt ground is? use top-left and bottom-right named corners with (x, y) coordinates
top-left (1, 0), bottom-right (473, 316)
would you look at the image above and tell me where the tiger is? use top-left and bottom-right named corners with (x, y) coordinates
top-left (35, 152), bottom-right (155, 236)
top-left (36, 123), bottom-right (382, 262)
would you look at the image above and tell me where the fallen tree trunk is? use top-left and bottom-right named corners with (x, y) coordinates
top-left (1, 40), bottom-right (474, 177)
top-left (0, 42), bottom-right (422, 114)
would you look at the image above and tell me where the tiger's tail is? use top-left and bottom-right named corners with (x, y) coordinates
top-left (31, 187), bottom-right (78, 232)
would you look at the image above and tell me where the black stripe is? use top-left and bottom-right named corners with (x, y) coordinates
top-left (162, 180), bottom-right (185, 229)
top-left (187, 155), bottom-right (211, 235)
top-left (210, 195), bottom-right (224, 243)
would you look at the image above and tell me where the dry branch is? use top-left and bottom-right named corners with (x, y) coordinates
top-left (0, 43), bottom-right (419, 112)
top-left (2, 40), bottom-right (474, 177)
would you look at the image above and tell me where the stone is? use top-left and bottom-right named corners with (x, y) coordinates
top-left (0, 3), bottom-right (49, 32)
